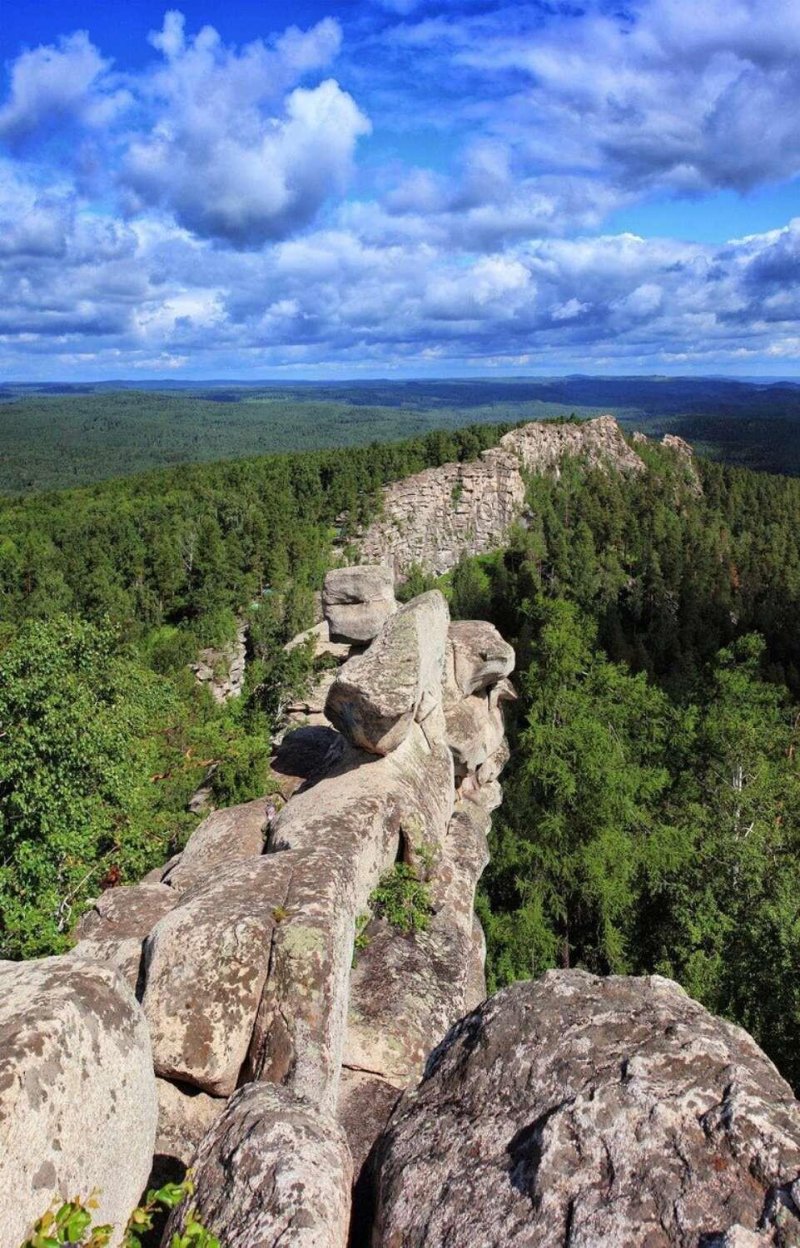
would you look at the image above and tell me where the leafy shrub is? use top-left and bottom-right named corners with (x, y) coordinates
top-left (20, 1178), bottom-right (219, 1248)
top-left (370, 863), bottom-right (433, 934)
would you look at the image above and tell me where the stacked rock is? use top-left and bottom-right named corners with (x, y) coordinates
top-left (1, 576), bottom-right (515, 1248)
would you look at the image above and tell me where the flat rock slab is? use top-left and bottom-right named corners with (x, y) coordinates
top-left (0, 956), bottom-right (157, 1248)
top-left (71, 882), bottom-right (178, 990)
top-left (163, 797), bottom-right (268, 892)
top-left (326, 591), bottom-right (449, 755)
top-left (373, 971), bottom-right (800, 1248)
top-left (162, 1082), bottom-right (353, 1248)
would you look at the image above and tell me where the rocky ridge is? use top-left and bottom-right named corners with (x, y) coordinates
top-left (6, 429), bottom-right (800, 1248)
top-left (357, 413), bottom-right (697, 578)
top-left (1, 567), bottom-right (515, 1246)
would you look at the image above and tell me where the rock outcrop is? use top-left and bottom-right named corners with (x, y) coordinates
top-left (191, 621), bottom-right (247, 703)
top-left (372, 970), bottom-right (800, 1248)
top-left (163, 1083), bottom-right (353, 1248)
top-left (358, 415), bottom-right (645, 578)
top-left (0, 957), bottom-right (157, 1248)
top-left (18, 582), bottom-right (513, 1245)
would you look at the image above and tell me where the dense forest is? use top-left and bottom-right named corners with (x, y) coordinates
top-left (4, 415), bottom-right (800, 1091)
top-left (4, 374), bottom-right (800, 492)
top-left (427, 447), bottom-right (800, 1088)
top-left (0, 422), bottom-right (512, 960)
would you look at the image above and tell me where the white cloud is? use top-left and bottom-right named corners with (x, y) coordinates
top-left (0, 31), bottom-right (128, 145)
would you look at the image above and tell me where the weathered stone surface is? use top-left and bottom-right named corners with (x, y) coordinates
top-left (285, 618), bottom-right (354, 661)
top-left (344, 795), bottom-right (490, 1093)
top-left (154, 1077), bottom-right (226, 1174)
top-left (0, 956), bottom-right (157, 1248)
top-left (338, 1069), bottom-right (400, 1182)
top-left (162, 1083), bottom-right (353, 1248)
top-left (253, 722), bottom-right (455, 1109)
top-left (71, 882), bottom-right (178, 990)
top-left (373, 971), bottom-right (800, 1248)
top-left (444, 691), bottom-right (507, 780)
top-left (447, 619), bottom-right (515, 696)
top-left (143, 854), bottom-right (296, 1095)
top-left (191, 622), bottom-right (247, 703)
top-left (325, 591), bottom-right (449, 755)
top-left (323, 566), bottom-right (395, 605)
top-left (323, 565), bottom-right (397, 643)
top-left (162, 797), bottom-right (267, 892)
top-left (358, 416), bottom-right (645, 578)
top-left (270, 724), bottom-right (345, 800)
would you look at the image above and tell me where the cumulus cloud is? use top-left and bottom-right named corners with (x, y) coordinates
top-left (120, 12), bottom-right (369, 245)
top-left (393, 0), bottom-right (800, 194)
top-left (0, 31), bottom-right (128, 146)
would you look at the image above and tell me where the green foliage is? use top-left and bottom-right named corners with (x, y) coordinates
top-left (370, 863), bottom-right (433, 934)
top-left (19, 1178), bottom-right (219, 1248)
top-left (463, 444), bottom-right (800, 1088)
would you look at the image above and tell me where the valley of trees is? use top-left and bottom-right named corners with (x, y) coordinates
top-left (4, 416), bottom-right (800, 1088)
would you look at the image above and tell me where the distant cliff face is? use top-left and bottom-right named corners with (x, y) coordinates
top-left (358, 415), bottom-right (646, 578)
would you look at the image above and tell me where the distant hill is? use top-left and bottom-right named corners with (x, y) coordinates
top-left (2, 375), bottom-right (800, 493)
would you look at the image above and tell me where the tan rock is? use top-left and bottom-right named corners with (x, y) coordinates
top-left (71, 882), bottom-right (177, 991)
top-left (162, 797), bottom-right (267, 892)
top-left (325, 591), bottom-right (450, 755)
top-left (0, 956), bottom-right (157, 1248)
top-left (447, 619), bottom-right (515, 696)
top-left (154, 1077), bottom-right (226, 1173)
top-left (143, 854), bottom-right (296, 1095)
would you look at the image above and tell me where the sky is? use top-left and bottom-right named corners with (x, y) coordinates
top-left (2, 0), bottom-right (800, 380)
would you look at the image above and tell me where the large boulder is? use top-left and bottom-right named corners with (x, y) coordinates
top-left (70, 882), bottom-right (178, 991)
top-left (373, 971), bottom-right (800, 1247)
top-left (325, 591), bottom-right (450, 755)
top-left (162, 797), bottom-right (268, 893)
top-left (0, 956), bottom-right (157, 1248)
top-left (162, 1083), bottom-right (353, 1248)
top-left (447, 620), bottom-right (515, 696)
top-left (323, 565), bottom-right (396, 644)
top-left (142, 854), bottom-right (296, 1095)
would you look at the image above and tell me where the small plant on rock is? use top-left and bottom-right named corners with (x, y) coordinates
top-left (370, 863), bottom-right (433, 935)
top-left (20, 1178), bottom-right (220, 1248)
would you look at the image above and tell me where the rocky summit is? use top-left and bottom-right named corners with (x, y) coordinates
top-left (2, 428), bottom-right (797, 1248)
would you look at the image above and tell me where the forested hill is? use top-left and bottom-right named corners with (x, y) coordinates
top-left (3, 420), bottom-right (800, 1091)
top-left (4, 375), bottom-right (800, 492)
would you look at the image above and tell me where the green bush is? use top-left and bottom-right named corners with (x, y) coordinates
top-left (20, 1178), bottom-right (219, 1248)
top-left (370, 863), bottom-right (433, 934)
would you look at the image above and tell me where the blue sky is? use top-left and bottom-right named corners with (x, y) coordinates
top-left (2, 0), bottom-right (800, 379)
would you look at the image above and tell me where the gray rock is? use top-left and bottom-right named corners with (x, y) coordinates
top-left (0, 956), bottom-right (157, 1248)
top-left (323, 565), bottom-right (397, 644)
top-left (162, 797), bottom-right (267, 892)
top-left (344, 796), bottom-right (490, 1090)
top-left (323, 565), bottom-right (395, 605)
top-left (325, 591), bottom-right (450, 755)
top-left (444, 691), bottom-right (506, 780)
top-left (373, 971), bottom-right (800, 1248)
top-left (70, 882), bottom-right (178, 990)
top-left (162, 1082), bottom-right (353, 1248)
top-left (325, 600), bottom-right (397, 644)
top-left (253, 722), bottom-right (455, 1110)
top-left (447, 620), bottom-right (515, 696)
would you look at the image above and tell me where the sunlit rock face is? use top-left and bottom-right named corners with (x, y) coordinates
top-left (357, 415), bottom-right (645, 579)
top-left (372, 970), bottom-right (800, 1248)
